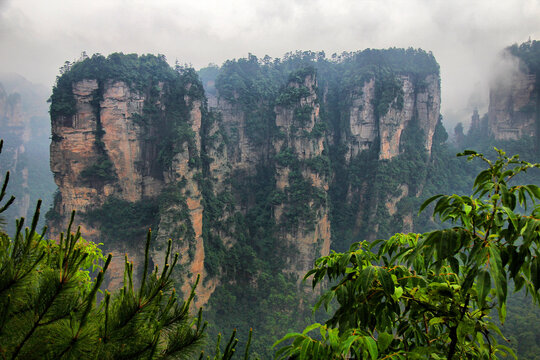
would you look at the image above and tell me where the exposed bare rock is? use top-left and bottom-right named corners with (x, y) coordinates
top-left (346, 79), bottom-right (377, 159)
top-left (488, 69), bottom-right (537, 140)
top-left (273, 74), bottom-right (331, 279)
top-left (49, 79), bottom-right (213, 302)
top-left (344, 74), bottom-right (440, 161)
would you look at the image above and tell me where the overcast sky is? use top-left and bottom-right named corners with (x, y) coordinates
top-left (1, 0), bottom-right (539, 128)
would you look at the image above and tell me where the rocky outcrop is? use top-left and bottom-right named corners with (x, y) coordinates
top-left (336, 71), bottom-right (441, 242)
top-left (273, 74), bottom-right (331, 279)
top-left (488, 68), bottom-right (537, 140)
top-left (49, 78), bottom-right (213, 303)
top-left (344, 74), bottom-right (440, 161)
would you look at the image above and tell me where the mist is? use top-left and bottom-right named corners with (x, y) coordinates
top-left (1, 0), bottom-right (539, 129)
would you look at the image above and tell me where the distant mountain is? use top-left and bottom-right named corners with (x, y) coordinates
top-left (0, 73), bottom-right (55, 233)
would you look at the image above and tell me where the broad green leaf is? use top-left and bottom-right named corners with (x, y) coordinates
top-left (473, 169), bottom-right (491, 192)
top-left (377, 332), bottom-right (393, 352)
top-left (393, 286), bottom-right (403, 299)
top-left (419, 194), bottom-right (443, 214)
top-left (363, 336), bottom-right (378, 360)
top-left (502, 206), bottom-right (518, 230)
top-left (360, 266), bottom-right (377, 292)
top-left (311, 341), bottom-right (321, 359)
top-left (428, 317), bottom-right (445, 326)
top-left (302, 323), bottom-right (321, 335)
top-left (488, 246), bottom-right (507, 307)
top-left (514, 275), bottom-right (525, 291)
top-left (487, 321), bottom-right (507, 340)
top-left (499, 301), bottom-right (507, 325)
top-left (377, 267), bottom-right (395, 296)
top-left (526, 184), bottom-right (540, 200)
top-left (304, 268), bottom-right (318, 282)
top-left (340, 334), bottom-right (359, 356)
top-left (495, 344), bottom-right (517, 360)
top-left (501, 185), bottom-right (516, 210)
top-left (328, 327), bottom-right (339, 348)
top-left (476, 269), bottom-right (491, 308)
top-left (299, 338), bottom-right (310, 360)
top-left (273, 332), bottom-right (303, 347)
top-left (518, 187), bottom-right (526, 208)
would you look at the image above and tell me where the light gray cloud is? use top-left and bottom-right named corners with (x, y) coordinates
top-left (1, 0), bottom-right (539, 129)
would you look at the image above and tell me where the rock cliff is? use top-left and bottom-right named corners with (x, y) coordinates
top-left (344, 74), bottom-right (440, 161)
top-left (48, 59), bottom-right (213, 303)
top-left (487, 42), bottom-right (539, 141)
top-left (272, 73), bottom-right (331, 278)
top-left (488, 68), bottom-right (537, 140)
top-left (48, 51), bottom-right (441, 311)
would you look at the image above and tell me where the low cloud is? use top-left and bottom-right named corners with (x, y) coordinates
top-left (0, 0), bottom-right (539, 129)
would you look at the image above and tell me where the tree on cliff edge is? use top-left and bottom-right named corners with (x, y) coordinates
top-left (275, 149), bottom-right (540, 359)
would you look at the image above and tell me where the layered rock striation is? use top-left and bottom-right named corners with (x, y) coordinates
top-left (48, 58), bottom-right (211, 302)
top-left (344, 74), bottom-right (440, 161)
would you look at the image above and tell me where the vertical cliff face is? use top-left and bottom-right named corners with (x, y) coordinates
top-left (488, 69), bottom-right (537, 140)
top-left (50, 79), bottom-right (102, 221)
top-left (272, 74), bottom-right (331, 278)
top-left (48, 57), bottom-right (212, 302)
top-left (487, 41), bottom-right (540, 142)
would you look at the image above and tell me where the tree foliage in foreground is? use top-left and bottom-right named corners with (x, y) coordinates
top-left (0, 139), bottom-right (247, 360)
top-left (275, 149), bottom-right (540, 359)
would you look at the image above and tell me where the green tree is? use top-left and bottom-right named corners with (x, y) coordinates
top-left (275, 149), bottom-right (540, 359)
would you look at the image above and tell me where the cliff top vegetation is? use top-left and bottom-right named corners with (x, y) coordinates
top-left (508, 39), bottom-right (540, 75)
top-left (48, 53), bottom-right (203, 120)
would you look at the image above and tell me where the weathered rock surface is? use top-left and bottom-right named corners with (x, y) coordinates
top-left (273, 74), bottom-right (331, 279)
top-left (488, 67), bottom-right (537, 140)
top-left (345, 74), bottom-right (440, 161)
top-left (49, 79), bottom-right (213, 303)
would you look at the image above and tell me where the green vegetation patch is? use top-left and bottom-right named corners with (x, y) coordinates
top-left (83, 196), bottom-right (159, 243)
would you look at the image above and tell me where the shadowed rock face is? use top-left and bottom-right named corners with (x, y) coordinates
top-left (488, 69), bottom-right (537, 141)
top-left (49, 55), bottom-right (441, 306)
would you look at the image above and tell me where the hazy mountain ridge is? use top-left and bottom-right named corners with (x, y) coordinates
top-left (0, 74), bottom-right (55, 233)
